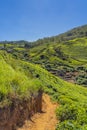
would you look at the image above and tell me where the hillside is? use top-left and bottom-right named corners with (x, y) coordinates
top-left (28, 37), bottom-right (87, 86)
top-left (3, 37), bottom-right (87, 86)
top-left (0, 25), bottom-right (87, 129)
top-left (0, 25), bottom-right (87, 86)
top-left (0, 50), bottom-right (87, 129)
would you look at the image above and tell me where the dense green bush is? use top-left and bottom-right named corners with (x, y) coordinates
top-left (56, 120), bottom-right (84, 130)
top-left (56, 105), bottom-right (78, 121)
top-left (75, 74), bottom-right (87, 86)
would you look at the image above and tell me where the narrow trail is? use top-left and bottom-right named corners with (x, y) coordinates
top-left (18, 94), bottom-right (58, 130)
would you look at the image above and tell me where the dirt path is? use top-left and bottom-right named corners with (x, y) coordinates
top-left (18, 94), bottom-right (58, 130)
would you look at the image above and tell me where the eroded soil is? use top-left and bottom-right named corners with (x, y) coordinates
top-left (18, 94), bottom-right (58, 130)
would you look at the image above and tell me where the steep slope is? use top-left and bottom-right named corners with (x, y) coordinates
top-left (1, 51), bottom-right (87, 129)
top-left (0, 53), bottom-right (44, 130)
top-left (0, 53), bottom-right (43, 105)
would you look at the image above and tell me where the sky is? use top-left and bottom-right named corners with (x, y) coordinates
top-left (0, 0), bottom-right (87, 41)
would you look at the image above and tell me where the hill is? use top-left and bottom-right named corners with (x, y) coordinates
top-left (3, 37), bottom-right (87, 86)
top-left (0, 51), bottom-right (87, 129)
top-left (0, 25), bottom-right (87, 129)
top-left (28, 37), bottom-right (87, 86)
top-left (0, 24), bottom-right (87, 47)
top-left (28, 24), bottom-right (87, 46)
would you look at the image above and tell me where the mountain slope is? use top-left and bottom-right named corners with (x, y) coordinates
top-left (2, 25), bottom-right (87, 86)
top-left (0, 25), bottom-right (87, 129)
top-left (1, 51), bottom-right (87, 129)
top-left (28, 37), bottom-right (87, 86)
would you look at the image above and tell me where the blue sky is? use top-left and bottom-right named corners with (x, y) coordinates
top-left (0, 0), bottom-right (87, 41)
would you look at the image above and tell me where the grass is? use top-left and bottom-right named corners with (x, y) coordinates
top-left (0, 54), bottom-right (43, 107)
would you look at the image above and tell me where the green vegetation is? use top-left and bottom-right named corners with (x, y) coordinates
top-left (3, 36), bottom-right (87, 86)
top-left (28, 37), bottom-right (87, 86)
top-left (0, 53), bottom-right (43, 107)
top-left (0, 51), bottom-right (87, 129)
top-left (0, 25), bottom-right (87, 129)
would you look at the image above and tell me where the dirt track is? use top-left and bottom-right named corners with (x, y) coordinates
top-left (18, 94), bottom-right (58, 130)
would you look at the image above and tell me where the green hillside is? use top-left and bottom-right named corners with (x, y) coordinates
top-left (24, 37), bottom-right (87, 86)
top-left (0, 25), bottom-right (87, 129)
top-left (1, 25), bottom-right (87, 86)
top-left (1, 51), bottom-right (87, 129)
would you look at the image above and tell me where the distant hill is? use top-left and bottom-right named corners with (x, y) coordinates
top-left (55, 24), bottom-right (87, 41)
top-left (0, 24), bottom-right (87, 47)
top-left (30, 24), bottom-right (87, 46)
